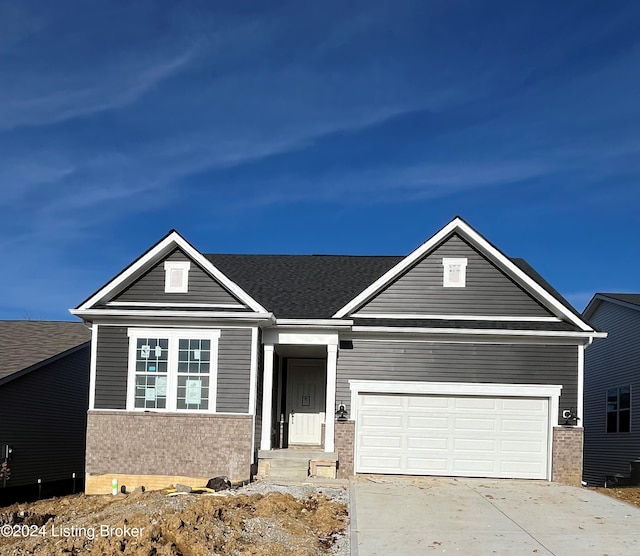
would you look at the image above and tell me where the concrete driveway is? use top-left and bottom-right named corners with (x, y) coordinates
top-left (350, 476), bottom-right (640, 555)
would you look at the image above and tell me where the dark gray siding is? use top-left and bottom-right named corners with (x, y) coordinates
top-left (94, 325), bottom-right (129, 410)
top-left (0, 346), bottom-right (90, 487)
top-left (336, 340), bottom-right (577, 420)
top-left (217, 328), bottom-right (252, 413)
top-left (584, 302), bottom-right (640, 485)
top-left (112, 249), bottom-right (248, 307)
top-left (94, 325), bottom-right (254, 413)
top-left (358, 234), bottom-right (553, 317)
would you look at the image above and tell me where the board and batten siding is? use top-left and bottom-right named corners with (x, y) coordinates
top-left (111, 249), bottom-right (248, 307)
top-left (336, 340), bottom-right (577, 420)
top-left (94, 325), bottom-right (253, 413)
top-left (357, 234), bottom-right (553, 317)
top-left (0, 346), bottom-right (90, 486)
top-left (583, 302), bottom-right (640, 486)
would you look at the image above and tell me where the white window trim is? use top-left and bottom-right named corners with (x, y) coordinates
top-left (442, 257), bottom-right (467, 287)
top-left (164, 261), bottom-right (191, 293)
top-left (126, 327), bottom-right (220, 413)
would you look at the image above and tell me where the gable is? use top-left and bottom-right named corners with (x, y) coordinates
top-left (105, 248), bottom-right (249, 309)
top-left (355, 233), bottom-right (555, 318)
top-left (73, 230), bottom-right (269, 316)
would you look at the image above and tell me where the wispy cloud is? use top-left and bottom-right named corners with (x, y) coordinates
top-left (0, 48), bottom-right (198, 131)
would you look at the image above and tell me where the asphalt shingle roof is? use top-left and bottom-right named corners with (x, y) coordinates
top-left (0, 321), bottom-right (91, 381)
top-left (206, 254), bottom-right (402, 318)
top-left (206, 253), bottom-right (580, 323)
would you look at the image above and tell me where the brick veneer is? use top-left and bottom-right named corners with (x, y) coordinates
top-left (334, 420), bottom-right (355, 479)
top-left (86, 411), bottom-right (253, 483)
top-left (552, 426), bottom-right (583, 486)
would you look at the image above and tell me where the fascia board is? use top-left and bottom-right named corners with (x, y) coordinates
top-left (581, 295), bottom-right (602, 321)
top-left (587, 294), bottom-right (640, 318)
top-left (350, 325), bottom-right (607, 339)
top-left (275, 318), bottom-right (354, 327)
top-left (75, 231), bottom-right (268, 314)
top-left (70, 308), bottom-right (274, 321)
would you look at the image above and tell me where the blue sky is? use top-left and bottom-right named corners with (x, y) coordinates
top-left (1, 0), bottom-right (639, 321)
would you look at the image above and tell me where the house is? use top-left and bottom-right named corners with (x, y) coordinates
top-left (71, 217), bottom-right (602, 494)
top-left (582, 293), bottom-right (640, 486)
top-left (0, 321), bottom-right (90, 504)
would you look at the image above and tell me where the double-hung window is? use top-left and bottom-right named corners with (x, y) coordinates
top-left (127, 328), bottom-right (220, 412)
top-left (606, 386), bottom-right (631, 433)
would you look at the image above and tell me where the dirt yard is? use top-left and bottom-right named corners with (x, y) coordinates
top-left (594, 486), bottom-right (640, 509)
top-left (0, 483), bottom-right (349, 556)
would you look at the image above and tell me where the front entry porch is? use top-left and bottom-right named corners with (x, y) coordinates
top-left (259, 329), bottom-right (340, 480)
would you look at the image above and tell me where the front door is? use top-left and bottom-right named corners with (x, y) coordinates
top-left (287, 359), bottom-right (326, 445)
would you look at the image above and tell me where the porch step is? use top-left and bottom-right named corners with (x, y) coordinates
top-left (257, 450), bottom-right (339, 481)
top-left (258, 450), bottom-right (337, 460)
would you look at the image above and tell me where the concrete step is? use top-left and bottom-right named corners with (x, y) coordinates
top-left (258, 449), bottom-right (339, 481)
top-left (258, 449), bottom-right (338, 461)
top-left (265, 469), bottom-right (310, 481)
top-left (268, 459), bottom-right (310, 470)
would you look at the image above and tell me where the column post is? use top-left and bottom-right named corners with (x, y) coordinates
top-left (325, 344), bottom-right (338, 453)
top-left (260, 344), bottom-right (275, 451)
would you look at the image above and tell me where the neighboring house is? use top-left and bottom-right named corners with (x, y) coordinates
top-left (583, 293), bottom-right (640, 486)
top-left (0, 321), bottom-right (90, 503)
top-left (71, 217), bottom-right (602, 494)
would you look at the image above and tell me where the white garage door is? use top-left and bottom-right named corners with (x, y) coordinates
top-left (355, 393), bottom-right (549, 479)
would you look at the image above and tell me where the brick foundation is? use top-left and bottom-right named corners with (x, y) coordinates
top-left (86, 411), bottom-right (253, 493)
top-left (334, 420), bottom-right (355, 479)
top-left (552, 426), bottom-right (583, 486)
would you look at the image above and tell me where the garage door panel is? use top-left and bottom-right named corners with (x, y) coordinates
top-left (453, 459), bottom-right (496, 472)
top-left (360, 435), bottom-right (402, 449)
top-left (406, 457), bottom-right (449, 472)
top-left (408, 416), bottom-right (449, 429)
top-left (408, 437), bottom-right (449, 449)
top-left (361, 394), bottom-right (404, 408)
top-left (501, 418), bottom-right (546, 433)
top-left (360, 414), bottom-right (403, 428)
top-left (360, 455), bottom-right (402, 468)
top-left (502, 398), bottom-right (546, 412)
top-left (408, 396), bottom-right (450, 409)
top-left (356, 393), bottom-right (549, 479)
top-left (454, 438), bottom-right (495, 451)
top-left (454, 398), bottom-right (498, 410)
top-left (501, 439), bottom-right (545, 453)
top-left (454, 417), bottom-right (496, 431)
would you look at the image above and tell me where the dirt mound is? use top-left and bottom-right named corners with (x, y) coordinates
top-left (0, 487), bottom-right (347, 555)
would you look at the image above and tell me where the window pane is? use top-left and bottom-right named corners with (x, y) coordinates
top-left (620, 387), bottom-right (631, 410)
top-left (136, 337), bottom-right (168, 373)
top-left (619, 409), bottom-right (631, 433)
top-left (177, 376), bottom-right (209, 410)
top-left (607, 389), bottom-right (618, 412)
top-left (134, 375), bottom-right (167, 409)
top-left (177, 338), bottom-right (211, 374)
top-left (607, 412), bottom-right (618, 433)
